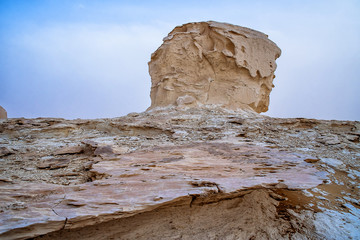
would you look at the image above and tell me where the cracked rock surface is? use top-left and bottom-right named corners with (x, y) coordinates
top-left (0, 108), bottom-right (359, 239)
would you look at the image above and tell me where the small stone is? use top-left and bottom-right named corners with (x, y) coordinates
top-left (345, 134), bottom-right (359, 142)
top-left (304, 158), bottom-right (320, 163)
top-left (316, 135), bottom-right (340, 145)
top-left (153, 196), bottom-right (163, 201)
top-left (269, 192), bottom-right (288, 201)
top-left (37, 158), bottom-right (70, 169)
top-left (0, 147), bottom-right (14, 157)
top-left (54, 146), bottom-right (84, 155)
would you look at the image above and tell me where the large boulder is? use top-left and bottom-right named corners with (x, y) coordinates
top-left (148, 21), bottom-right (281, 113)
top-left (0, 106), bottom-right (7, 119)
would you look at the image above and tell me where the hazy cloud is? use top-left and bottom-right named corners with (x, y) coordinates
top-left (0, 0), bottom-right (359, 120)
top-left (1, 24), bottom-right (165, 118)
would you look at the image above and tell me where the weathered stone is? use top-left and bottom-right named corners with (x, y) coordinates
top-left (0, 141), bottom-right (326, 239)
top-left (345, 134), bottom-right (359, 142)
top-left (304, 158), bottom-right (320, 163)
top-left (0, 147), bottom-right (14, 157)
top-left (54, 146), bottom-right (84, 155)
top-left (148, 21), bottom-right (281, 113)
top-left (316, 135), bottom-right (341, 145)
top-left (37, 158), bottom-right (70, 169)
top-left (0, 109), bottom-right (358, 240)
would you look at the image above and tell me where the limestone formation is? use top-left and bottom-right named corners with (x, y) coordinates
top-left (0, 22), bottom-right (359, 240)
top-left (0, 105), bottom-right (7, 119)
top-left (148, 21), bottom-right (281, 113)
top-left (0, 109), bottom-right (359, 239)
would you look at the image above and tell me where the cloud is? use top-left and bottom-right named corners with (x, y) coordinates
top-left (75, 3), bottom-right (85, 9)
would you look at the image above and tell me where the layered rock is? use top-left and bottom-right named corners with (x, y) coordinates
top-left (148, 21), bottom-right (281, 113)
top-left (0, 106), bottom-right (7, 119)
top-left (0, 110), bottom-right (359, 239)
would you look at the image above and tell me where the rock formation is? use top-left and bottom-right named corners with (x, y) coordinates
top-left (0, 22), bottom-right (359, 240)
top-left (0, 106), bottom-right (7, 119)
top-left (0, 110), bottom-right (359, 240)
top-left (148, 21), bottom-right (281, 113)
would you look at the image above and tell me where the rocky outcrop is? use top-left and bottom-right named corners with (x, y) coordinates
top-left (148, 21), bottom-right (281, 113)
top-left (0, 22), bottom-right (359, 240)
top-left (0, 106), bottom-right (7, 119)
top-left (0, 109), bottom-right (359, 239)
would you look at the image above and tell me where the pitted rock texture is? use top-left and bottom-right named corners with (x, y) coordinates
top-left (148, 21), bottom-right (281, 113)
top-left (0, 106), bottom-right (7, 119)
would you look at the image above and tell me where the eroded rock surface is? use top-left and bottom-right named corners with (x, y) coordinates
top-left (0, 106), bottom-right (7, 119)
top-left (148, 21), bottom-right (281, 113)
top-left (0, 108), bottom-right (359, 239)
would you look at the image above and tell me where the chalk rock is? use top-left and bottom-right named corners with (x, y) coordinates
top-left (37, 158), bottom-right (70, 169)
top-left (0, 106), bottom-right (7, 119)
top-left (0, 109), bottom-right (359, 239)
top-left (148, 21), bottom-right (281, 113)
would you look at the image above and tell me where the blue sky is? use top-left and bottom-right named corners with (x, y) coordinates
top-left (0, 0), bottom-right (359, 120)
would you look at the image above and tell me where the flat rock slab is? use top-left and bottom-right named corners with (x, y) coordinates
top-left (54, 146), bottom-right (84, 155)
top-left (0, 141), bottom-right (325, 239)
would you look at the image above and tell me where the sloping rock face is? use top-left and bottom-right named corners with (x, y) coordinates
top-left (0, 106), bottom-right (7, 119)
top-left (148, 21), bottom-right (281, 113)
top-left (0, 109), bottom-right (359, 239)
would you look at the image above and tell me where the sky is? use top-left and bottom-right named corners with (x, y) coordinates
top-left (0, 0), bottom-right (359, 120)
